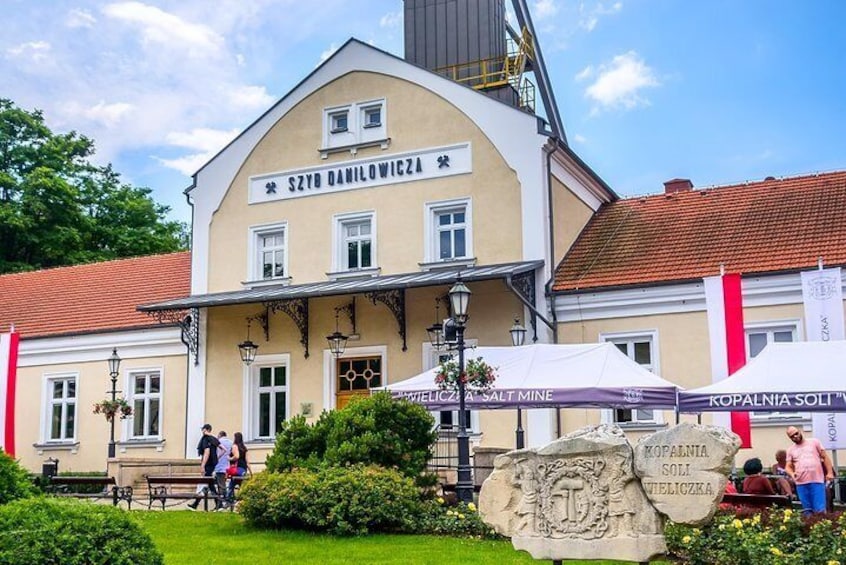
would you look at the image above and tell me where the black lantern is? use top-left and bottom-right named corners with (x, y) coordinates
top-left (326, 309), bottom-right (349, 357)
top-left (509, 318), bottom-right (527, 347)
top-left (448, 277), bottom-right (471, 323)
top-left (238, 320), bottom-right (259, 366)
top-left (426, 298), bottom-right (446, 350)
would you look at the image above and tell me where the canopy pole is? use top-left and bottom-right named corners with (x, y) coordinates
top-left (675, 389), bottom-right (680, 424)
top-left (515, 407), bottom-right (525, 449)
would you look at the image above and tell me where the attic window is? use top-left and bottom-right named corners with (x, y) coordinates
top-left (330, 111), bottom-right (349, 133)
top-left (363, 107), bottom-right (381, 128)
top-left (321, 99), bottom-right (388, 157)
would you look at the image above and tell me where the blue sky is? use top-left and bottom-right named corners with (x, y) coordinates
top-left (2, 1), bottom-right (844, 224)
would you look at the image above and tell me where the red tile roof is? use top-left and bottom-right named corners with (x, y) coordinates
top-left (0, 252), bottom-right (191, 339)
top-left (553, 171), bottom-right (846, 292)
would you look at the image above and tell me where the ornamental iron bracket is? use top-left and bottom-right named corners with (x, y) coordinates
top-left (245, 308), bottom-right (270, 342)
top-left (365, 288), bottom-right (407, 351)
top-left (266, 298), bottom-right (309, 358)
top-left (509, 271), bottom-right (538, 342)
top-left (336, 296), bottom-right (357, 335)
top-left (146, 308), bottom-right (200, 365)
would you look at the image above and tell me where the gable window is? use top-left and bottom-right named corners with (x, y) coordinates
top-left (252, 363), bottom-right (289, 440)
top-left (424, 198), bottom-right (474, 266)
top-left (322, 99), bottom-right (387, 155)
top-left (332, 212), bottom-right (376, 275)
top-left (330, 111), bottom-right (349, 133)
top-left (748, 323), bottom-right (800, 420)
top-left (46, 375), bottom-right (76, 442)
top-left (600, 332), bottom-right (662, 426)
top-left (248, 223), bottom-right (289, 284)
top-left (130, 370), bottom-right (161, 439)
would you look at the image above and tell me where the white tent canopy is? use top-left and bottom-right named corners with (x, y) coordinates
top-left (381, 343), bottom-right (681, 410)
top-left (679, 341), bottom-right (846, 412)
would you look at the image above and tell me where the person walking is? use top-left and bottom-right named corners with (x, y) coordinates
top-left (187, 424), bottom-right (220, 510)
top-left (214, 430), bottom-right (233, 510)
top-left (785, 426), bottom-right (834, 514)
top-left (226, 432), bottom-right (249, 501)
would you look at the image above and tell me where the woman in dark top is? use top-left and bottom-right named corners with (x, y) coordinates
top-left (226, 432), bottom-right (249, 500)
top-left (742, 457), bottom-right (776, 495)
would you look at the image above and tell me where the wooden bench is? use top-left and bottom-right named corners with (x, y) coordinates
top-left (145, 475), bottom-right (248, 511)
top-left (722, 493), bottom-right (792, 509)
top-left (48, 476), bottom-right (133, 508)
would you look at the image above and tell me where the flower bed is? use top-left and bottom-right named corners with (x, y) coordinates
top-left (666, 507), bottom-right (846, 564)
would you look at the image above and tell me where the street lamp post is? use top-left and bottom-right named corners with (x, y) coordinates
top-left (509, 318), bottom-right (527, 449)
top-left (106, 348), bottom-right (121, 459)
top-left (448, 277), bottom-right (473, 504)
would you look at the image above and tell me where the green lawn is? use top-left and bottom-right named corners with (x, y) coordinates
top-left (136, 511), bottom-right (670, 565)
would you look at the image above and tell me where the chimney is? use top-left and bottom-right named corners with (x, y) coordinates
top-left (663, 178), bottom-right (694, 194)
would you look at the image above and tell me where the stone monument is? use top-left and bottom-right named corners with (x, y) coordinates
top-left (479, 423), bottom-right (740, 563)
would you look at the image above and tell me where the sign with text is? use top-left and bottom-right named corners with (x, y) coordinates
top-left (249, 142), bottom-right (472, 203)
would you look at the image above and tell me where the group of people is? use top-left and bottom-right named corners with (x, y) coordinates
top-left (188, 424), bottom-right (250, 511)
top-left (737, 425), bottom-right (835, 515)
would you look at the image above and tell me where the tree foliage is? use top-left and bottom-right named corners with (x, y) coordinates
top-left (0, 98), bottom-right (187, 273)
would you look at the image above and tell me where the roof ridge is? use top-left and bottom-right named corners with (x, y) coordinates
top-left (0, 251), bottom-right (189, 280)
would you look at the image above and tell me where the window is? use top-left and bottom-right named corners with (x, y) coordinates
top-left (601, 333), bottom-right (661, 426)
top-left (748, 323), bottom-right (799, 420)
top-left (249, 223), bottom-right (288, 283)
top-left (46, 375), bottom-right (76, 442)
top-left (333, 212), bottom-right (376, 274)
top-left (251, 364), bottom-right (289, 440)
top-left (322, 99), bottom-right (387, 152)
top-left (424, 198), bottom-right (473, 265)
top-left (363, 106), bottom-right (381, 128)
top-left (330, 111), bottom-right (348, 133)
top-left (130, 371), bottom-right (161, 439)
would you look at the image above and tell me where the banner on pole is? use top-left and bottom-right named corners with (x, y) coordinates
top-left (803, 267), bottom-right (846, 449)
top-left (0, 331), bottom-right (19, 456)
top-left (704, 273), bottom-right (751, 447)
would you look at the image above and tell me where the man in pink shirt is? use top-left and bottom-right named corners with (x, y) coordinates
top-left (785, 426), bottom-right (834, 514)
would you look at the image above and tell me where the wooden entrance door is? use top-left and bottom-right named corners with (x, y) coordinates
top-left (336, 356), bottom-right (382, 409)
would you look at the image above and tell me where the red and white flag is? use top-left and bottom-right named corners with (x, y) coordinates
top-left (704, 273), bottom-right (751, 448)
top-left (0, 330), bottom-right (19, 456)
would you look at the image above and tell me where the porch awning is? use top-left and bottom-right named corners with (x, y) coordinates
top-left (138, 260), bottom-right (544, 312)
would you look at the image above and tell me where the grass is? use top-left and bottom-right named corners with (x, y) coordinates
top-left (137, 511), bottom-right (670, 565)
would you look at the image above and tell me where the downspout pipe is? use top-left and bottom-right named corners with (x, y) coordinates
top-left (544, 141), bottom-right (559, 344)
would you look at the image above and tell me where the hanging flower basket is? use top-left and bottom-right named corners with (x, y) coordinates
top-left (434, 356), bottom-right (497, 392)
top-left (93, 398), bottom-right (133, 422)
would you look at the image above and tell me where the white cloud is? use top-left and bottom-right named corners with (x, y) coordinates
top-left (379, 11), bottom-right (402, 29)
top-left (533, 0), bottom-right (559, 20)
top-left (573, 133), bottom-right (587, 144)
top-left (102, 2), bottom-right (224, 55)
top-left (158, 127), bottom-right (240, 174)
top-left (579, 1), bottom-right (623, 32)
top-left (583, 51), bottom-right (659, 114)
top-left (84, 101), bottom-right (135, 127)
top-left (66, 9), bottom-right (96, 29)
top-left (226, 85), bottom-right (274, 110)
top-left (575, 65), bottom-right (594, 82)
top-left (5, 41), bottom-right (51, 63)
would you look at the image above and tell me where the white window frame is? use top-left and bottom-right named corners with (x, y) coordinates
top-left (322, 98), bottom-right (387, 152)
top-left (126, 368), bottom-right (163, 441)
top-left (746, 320), bottom-right (806, 422)
top-left (423, 198), bottom-right (474, 266)
top-left (247, 222), bottom-right (289, 285)
top-left (422, 342), bottom-right (481, 434)
top-left (599, 331), bottom-right (664, 427)
top-left (330, 211), bottom-right (378, 277)
top-left (41, 372), bottom-right (78, 444)
top-left (243, 354), bottom-right (291, 442)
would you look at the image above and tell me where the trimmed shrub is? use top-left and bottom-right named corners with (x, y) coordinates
top-left (239, 465), bottom-right (422, 535)
top-left (266, 392), bottom-right (437, 481)
top-left (410, 498), bottom-right (499, 538)
top-left (0, 451), bottom-right (36, 505)
top-left (666, 507), bottom-right (846, 564)
top-left (0, 497), bottom-right (163, 564)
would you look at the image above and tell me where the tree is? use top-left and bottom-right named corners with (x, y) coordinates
top-left (0, 98), bottom-right (187, 273)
